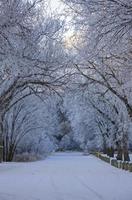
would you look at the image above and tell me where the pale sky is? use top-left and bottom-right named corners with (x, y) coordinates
top-left (48, 0), bottom-right (76, 48)
top-left (48, 0), bottom-right (64, 13)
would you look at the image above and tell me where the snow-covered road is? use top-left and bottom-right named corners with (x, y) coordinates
top-left (0, 152), bottom-right (132, 200)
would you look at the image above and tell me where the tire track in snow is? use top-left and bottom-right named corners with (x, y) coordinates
top-left (49, 172), bottom-right (88, 200)
top-left (0, 193), bottom-right (41, 200)
top-left (75, 176), bottom-right (104, 200)
top-left (49, 174), bottom-right (64, 200)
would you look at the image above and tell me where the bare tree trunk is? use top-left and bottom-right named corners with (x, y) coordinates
top-left (103, 141), bottom-right (107, 154)
top-left (6, 144), bottom-right (15, 162)
top-left (110, 146), bottom-right (114, 158)
top-left (123, 148), bottom-right (130, 162)
top-left (0, 114), bottom-right (3, 162)
top-left (116, 141), bottom-right (123, 161)
top-left (0, 138), bottom-right (3, 162)
top-left (2, 136), bottom-right (5, 162)
top-left (122, 134), bottom-right (130, 162)
top-left (106, 146), bottom-right (114, 157)
top-left (103, 147), bottom-right (107, 154)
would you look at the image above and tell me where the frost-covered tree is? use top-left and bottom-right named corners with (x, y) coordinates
top-left (90, 91), bottom-right (130, 161)
top-left (63, 89), bottom-right (100, 151)
top-left (2, 99), bottom-right (41, 161)
top-left (63, 0), bottom-right (132, 121)
top-left (0, 0), bottom-right (70, 157)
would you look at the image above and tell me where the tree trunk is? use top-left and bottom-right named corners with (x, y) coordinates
top-left (116, 141), bottom-right (123, 161)
top-left (123, 149), bottom-right (130, 162)
top-left (106, 147), bottom-right (114, 157)
top-left (6, 144), bottom-right (15, 162)
top-left (103, 139), bottom-right (107, 154)
top-left (122, 134), bottom-right (130, 162)
top-left (0, 115), bottom-right (3, 162)
top-left (110, 146), bottom-right (114, 157)
top-left (0, 138), bottom-right (3, 162)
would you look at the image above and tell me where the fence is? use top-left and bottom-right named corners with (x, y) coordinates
top-left (93, 152), bottom-right (132, 172)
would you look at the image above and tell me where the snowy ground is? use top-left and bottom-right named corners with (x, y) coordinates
top-left (0, 152), bottom-right (132, 200)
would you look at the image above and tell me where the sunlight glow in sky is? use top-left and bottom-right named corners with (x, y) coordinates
top-left (48, 0), bottom-right (77, 49)
top-left (48, 0), bottom-right (64, 13)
